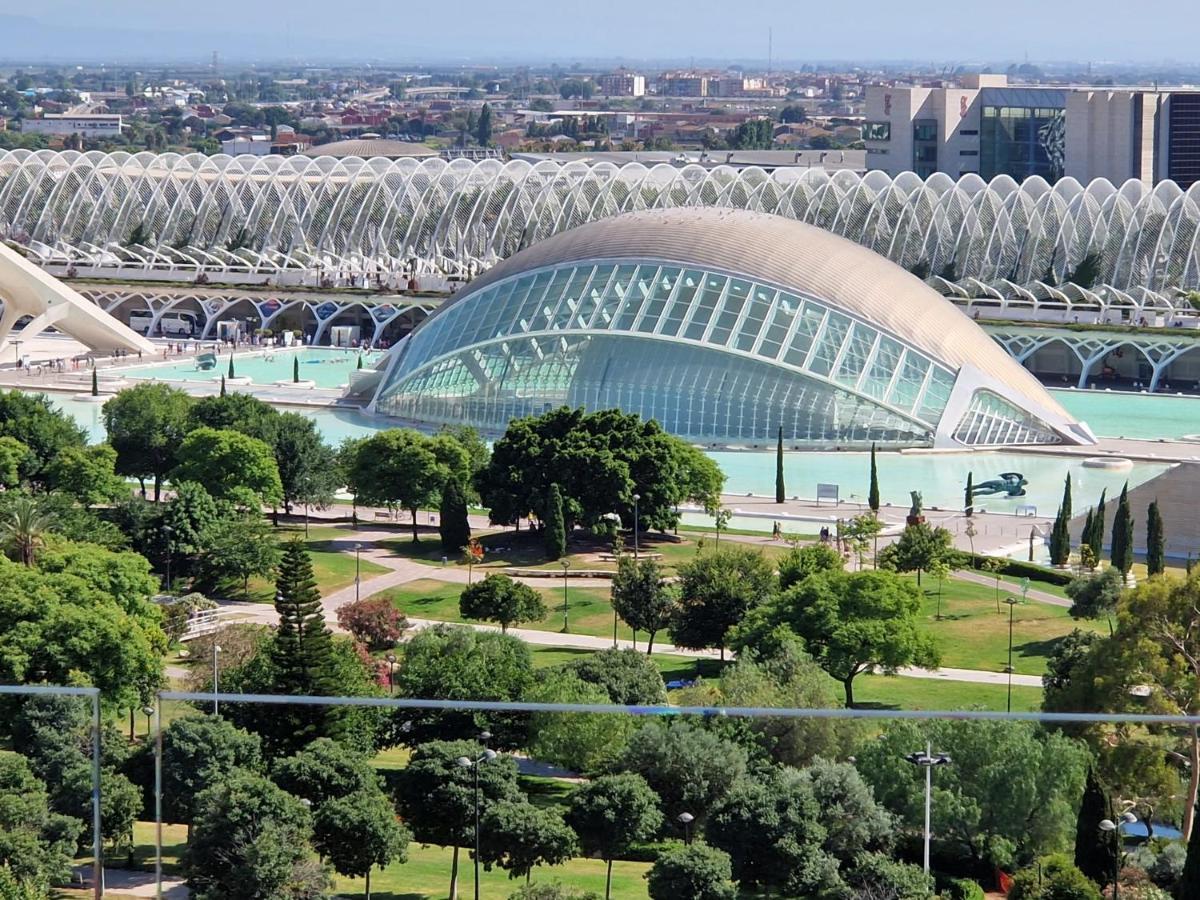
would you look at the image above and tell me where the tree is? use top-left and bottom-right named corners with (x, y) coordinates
top-left (0, 437), bottom-right (30, 489)
top-left (0, 390), bottom-right (86, 484)
top-left (1180, 808), bottom-right (1200, 899)
top-left (506, 885), bottom-right (599, 900)
top-left (566, 774), bottom-right (662, 900)
top-left (161, 715), bottom-right (263, 830)
top-left (780, 103), bottom-right (808, 123)
top-left (155, 480), bottom-right (220, 576)
top-left (172, 427), bottom-right (283, 508)
top-left (480, 801), bottom-right (578, 883)
top-left (777, 541), bottom-right (843, 589)
top-left (844, 514), bottom-right (885, 570)
top-left (1146, 500), bottom-right (1164, 576)
top-left (45, 444), bottom-right (127, 507)
top-left (336, 596), bottom-right (406, 651)
top-left (1007, 854), bottom-right (1101, 900)
top-left (877, 522), bottom-right (953, 585)
top-left (733, 569), bottom-right (940, 707)
top-left (195, 515), bottom-right (282, 594)
top-left (393, 625), bottom-right (534, 747)
top-left (856, 719), bottom-right (1090, 868)
top-left (1041, 628), bottom-right (1105, 716)
top-left (440, 475), bottom-right (472, 553)
top-left (610, 556), bottom-right (675, 654)
top-left (476, 102), bottom-right (493, 145)
top-left (346, 429), bottom-right (455, 542)
top-left (558, 647), bottom-right (667, 706)
top-left (394, 739), bottom-right (523, 900)
top-left (271, 413), bottom-right (339, 521)
top-left (775, 426), bottom-right (785, 503)
top-left (459, 573), bottom-right (547, 633)
top-left (525, 670), bottom-right (634, 773)
top-left (646, 843), bottom-right (736, 900)
top-left (1074, 765), bottom-right (1118, 887)
top-left (1066, 568), bottom-right (1124, 631)
top-left (186, 392), bottom-right (278, 444)
top-left (1110, 482), bottom-right (1133, 576)
top-left (0, 866), bottom-right (50, 900)
top-left (616, 720), bottom-right (747, 825)
top-left (670, 547), bottom-right (776, 659)
top-left (707, 767), bottom-right (840, 896)
top-left (965, 471), bottom-right (974, 516)
top-left (1088, 490), bottom-right (1107, 559)
top-left (842, 853), bottom-right (936, 900)
top-left (544, 482), bottom-right (567, 560)
top-left (272, 737), bottom-right (378, 808)
top-left (102, 383), bottom-right (193, 500)
top-left (0, 497), bottom-right (54, 566)
top-left (868, 442), bottom-right (880, 514)
top-left (183, 768), bottom-right (324, 900)
top-left (0, 754), bottom-right (82, 889)
top-left (313, 789), bottom-right (409, 900)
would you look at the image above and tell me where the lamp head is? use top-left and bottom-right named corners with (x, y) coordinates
top-left (456, 756), bottom-right (473, 768)
top-left (677, 812), bottom-right (695, 824)
top-left (1099, 819), bottom-right (1117, 832)
top-left (483, 749), bottom-right (498, 761)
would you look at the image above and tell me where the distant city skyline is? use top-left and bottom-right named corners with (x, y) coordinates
top-left (4, 1), bottom-right (1200, 66)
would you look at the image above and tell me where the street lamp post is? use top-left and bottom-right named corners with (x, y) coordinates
top-left (142, 705), bottom-right (155, 738)
top-left (457, 739), bottom-right (499, 900)
top-left (677, 812), bottom-right (695, 845)
top-left (1099, 811), bottom-right (1138, 900)
top-left (212, 644), bottom-right (222, 716)
top-left (633, 493), bottom-right (640, 559)
top-left (354, 542), bottom-right (362, 602)
top-left (385, 653), bottom-right (397, 696)
top-left (560, 558), bottom-right (571, 632)
top-left (1004, 596), bottom-right (1020, 713)
top-left (162, 525), bottom-right (174, 592)
top-left (904, 743), bottom-right (952, 873)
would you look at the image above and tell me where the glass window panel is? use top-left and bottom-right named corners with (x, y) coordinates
top-left (513, 271), bottom-right (554, 330)
top-left (635, 266), bottom-right (678, 334)
top-left (782, 303), bottom-right (826, 367)
top-left (658, 269), bottom-right (703, 337)
top-left (833, 322), bottom-right (877, 387)
top-left (861, 335), bottom-right (904, 400)
top-left (888, 350), bottom-right (930, 413)
top-left (758, 292), bottom-right (798, 359)
top-left (807, 312), bottom-right (851, 377)
top-left (919, 366), bottom-right (956, 421)
top-left (734, 284), bottom-right (775, 352)
top-left (709, 278), bottom-right (751, 346)
top-left (683, 274), bottom-right (727, 341)
top-left (549, 266), bottom-right (594, 329)
top-left (574, 263), bottom-right (614, 328)
top-left (591, 264), bottom-right (634, 329)
top-left (615, 265), bottom-right (651, 331)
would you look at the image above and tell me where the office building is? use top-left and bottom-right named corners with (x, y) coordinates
top-left (21, 113), bottom-right (123, 137)
top-left (597, 71), bottom-right (646, 98)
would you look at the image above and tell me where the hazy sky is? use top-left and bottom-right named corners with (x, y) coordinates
top-left (7, 0), bottom-right (1200, 65)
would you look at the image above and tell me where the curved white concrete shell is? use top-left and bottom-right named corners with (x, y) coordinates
top-left (3, 151), bottom-right (1200, 299)
top-left (372, 209), bottom-right (1094, 449)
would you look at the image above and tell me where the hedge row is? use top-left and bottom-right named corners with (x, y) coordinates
top-left (956, 552), bottom-right (1074, 587)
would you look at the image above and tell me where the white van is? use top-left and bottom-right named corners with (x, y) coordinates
top-left (128, 312), bottom-right (198, 336)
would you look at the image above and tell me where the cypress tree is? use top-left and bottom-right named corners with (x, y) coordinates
top-left (268, 539), bottom-right (338, 754)
top-left (228, 355), bottom-right (236, 379)
top-left (219, 375), bottom-right (227, 397)
top-left (1110, 482), bottom-right (1134, 575)
top-left (293, 356), bottom-right (300, 383)
top-left (867, 443), bottom-right (880, 514)
top-left (775, 426), bottom-right (785, 504)
top-left (964, 472), bottom-right (974, 517)
top-left (544, 482), bottom-right (566, 561)
top-left (1089, 489), bottom-right (1107, 558)
top-left (1081, 509), bottom-right (1094, 557)
top-left (1146, 499), bottom-right (1165, 576)
top-left (1061, 472), bottom-right (1073, 522)
top-left (91, 366), bottom-right (99, 397)
top-left (1049, 505), bottom-right (1070, 566)
top-left (439, 475), bottom-right (471, 554)
top-left (1074, 765), bottom-right (1118, 887)
top-left (356, 354), bottom-right (363, 370)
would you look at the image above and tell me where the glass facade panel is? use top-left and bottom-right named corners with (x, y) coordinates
top-left (710, 278), bottom-right (751, 346)
top-left (734, 284), bottom-right (776, 352)
top-left (807, 312), bottom-right (851, 377)
top-left (682, 273), bottom-right (727, 341)
top-left (834, 322), bottom-right (877, 387)
top-left (612, 265), bottom-right (647, 331)
top-left (782, 303), bottom-right (825, 367)
top-left (952, 390), bottom-right (1061, 445)
top-left (658, 269), bottom-right (703, 337)
top-left (980, 105), bottom-right (1065, 181)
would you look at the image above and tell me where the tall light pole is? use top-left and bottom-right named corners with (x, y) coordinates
top-left (354, 542), bottom-right (362, 602)
top-left (142, 705), bottom-right (155, 738)
top-left (457, 738), bottom-right (498, 900)
top-left (677, 811), bottom-right (695, 845)
top-left (1100, 811), bottom-right (1138, 900)
top-left (385, 652), bottom-right (397, 696)
top-left (632, 493), bottom-right (640, 559)
top-left (904, 743), bottom-right (951, 873)
top-left (1004, 595), bottom-right (1020, 713)
top-left (212, 644), bottom-right (222, 716)
top-left (162, 524), bottom-right (174, 593)
top-left (560, 558), bottom-right (571, 632)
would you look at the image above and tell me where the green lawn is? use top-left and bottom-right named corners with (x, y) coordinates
top-left (912, 575), bottom-right (1099, 676)
top-left (853, 674), bottom-right (1043, 712)
top-left (239, 526), bottom-right (390, 602)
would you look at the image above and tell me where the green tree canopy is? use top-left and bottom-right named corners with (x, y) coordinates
top-left (102, 383), bottom-right (193, 500)
top-left (1066, 568), bottom-right (1124, 626)
top-left (439, 474), bottom-right (472, 553)
top-left (0, 436), bottom-right (30, 489)
top-left (479, 800), bottom-right (578, 882)
top-left (459, 573), bottom-right (547, 633)
top-left (557, 647), bottom-right (666, 706)
top-left (669, 546), bottom-right (776, 658)
top-left (878, 521), bottom-right (954, 584)
top-left (732, 569), bottom-right (940, 707)
top-left (645, 843), bottom-right (737, 900)
top-left (313, 789), bottom-right (409, 899)
top-left (610, 556), bottom-right (675, 654)
top-left (0, 754), bottom-right (83, 889)
top-left (186, 392), bottom-right (278, 444)
top-left (45, 444), bottom-right (127, 508)
top-left (566, 774), bottom-right (662, 900)
top-left (0, 390), bottom-right (86, 484)
top-left (172, 427), bottom-right (283, 508)
top-left (777, 541), bottom-right (844, 590)
top-left (161, 715), bottom-right (263, 826)
top-left (194, 515), bottom-right (281, 594)
top-left (271, 737), bottom-right (377, 809)
top-left (1007, 853), bottom-right (1101, 900)
top-left (271, 412), bottom-right (339, 516)
top-left (525, 670), bottom-right (634, 773)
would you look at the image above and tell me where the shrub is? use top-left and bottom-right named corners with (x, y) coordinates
top-left (336, 597), bottom-right (407, 651)
top-left (944, 877), bottom-right (986, 900)
top-left (1007, 854), bottom-right (1101, 900)
top-left (506, 884), bottom-right (601, 900)
top-left (957, 553), bottom-right (1074, 587)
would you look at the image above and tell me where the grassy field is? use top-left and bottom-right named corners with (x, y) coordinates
top-left (239, 524), bottom-right (390, 602)
top-left (911, 575), bottom-right (1098, 676)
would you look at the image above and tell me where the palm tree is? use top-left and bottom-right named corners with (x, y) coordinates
top-left (1, 497), bottom-right (55, 567)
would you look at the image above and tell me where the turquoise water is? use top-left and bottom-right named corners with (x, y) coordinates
top-left (1051, 388), bottom-right (1200, 441)
top-left (116, 348), bottom-right (380, 390)
top-left (49, 395), bottom-right (1171, 515)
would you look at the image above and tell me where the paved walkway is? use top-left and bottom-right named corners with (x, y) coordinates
top-left (74, 867), bottom-right (188, 898)
top-left (212, 526), bottom-right (1049, 690)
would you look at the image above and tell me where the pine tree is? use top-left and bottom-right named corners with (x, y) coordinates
top-left (964, 472), bottom-right (973, 516)
top-left (1089, 489), bottom-right (1107, 558)
top-left (544, 483), bottom-right (566, 561)
top-left (1110, 482), bottom-right (1133, 575)
top-left (228, 355), bottom-right (236, 379)
top-left (439, 476), bottom-right (471, 554)
top-left (775, 426), bottom-right (785, 504)
top-left (1146, 499), bottom-right (1165, 576)
top-left (1074, 765), bottom-right (1118, 887)
top-left (293, 356), bottom-right (300, 383)
top-left (867, 443), bottom-right (880, 514)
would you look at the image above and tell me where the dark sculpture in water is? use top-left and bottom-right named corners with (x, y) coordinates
top-left (969, 472), bottom-right (1028, 498)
